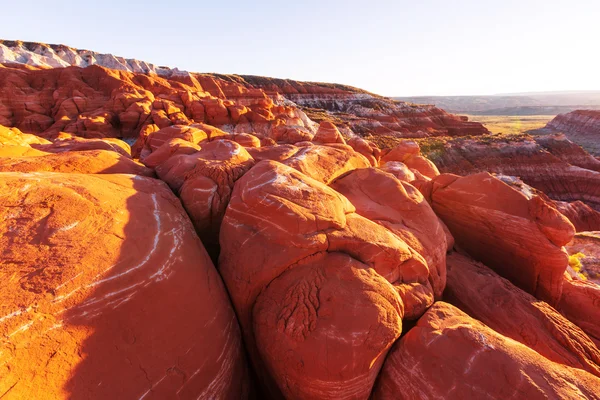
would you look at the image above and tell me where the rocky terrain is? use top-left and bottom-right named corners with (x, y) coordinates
top-left (542, 110), bottom-right (600, 156)
top-left (396, 92), bottom-right (600, 115)
top-left (1, 42), bottom-right (600, 399)
top-left (0, 40), bottom-right (488, 143)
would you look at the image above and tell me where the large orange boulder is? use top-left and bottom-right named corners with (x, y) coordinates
top-left (282, 144), bottom-right (371, 184)
top-left (0, 150), bottom-right (154, 176)
top-left (558, 277), bottom-right (600, 346)
top-left (426, 172), bottom-right (575, 305)
top-left (139, 124), bottom-right (208, 160)
top-left (219, 160), bottom-right (434, 397)
top-left (313, 121), bottom-right (346, 144)
top-left (0, 172), bottom-right (249, 399)
top-left (331, 167), bottom-right (448, 318)
top-left (445, 252), bottom-right (600, 376)
top-left (253, 252), bottom-right (403, 399)
top-left (373, 302), bottom-right (600, 399)
top-left (380, 141), bottom-right (439, 179)
top-left (379, 161), bottom-right (416, 182)
top-left (347, 137), bottom-right (379, 166)
top-left (33, 135), bottom-right (132, 157)
top-left (154, 139), bottom-right (255, 253)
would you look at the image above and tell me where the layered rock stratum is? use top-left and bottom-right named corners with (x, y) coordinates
top-left (1, 40), bottom-right (600, 399)
top-left (545, 110), bottom-right (600, 155)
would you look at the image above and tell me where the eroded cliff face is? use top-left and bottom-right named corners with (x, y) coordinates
top-left (421, 134), bottom-right (600, 214)
top-left (545, 110), bottom-right (600, 155)
top-left (2, 40), bottom-right (600, 399)
top-left (0, 40), bottom-right (489, 144)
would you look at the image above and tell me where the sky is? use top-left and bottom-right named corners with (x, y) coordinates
top-left (2, 0), bottom-right (599, 96)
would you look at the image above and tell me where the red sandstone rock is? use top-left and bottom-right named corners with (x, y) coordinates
top-left (546, 110), bottom-right (600, 156)
top-left (282, 144), bottom-right (370, 184)
top-left (313, 121), bottom-right (346, 144)
top-left (555, 200), bottom-right (600, 232)
top-left (331, 168), bottom-right (447, 318)
top-left (254, 252), bottom-right (403, 399)
top-left (154, 140), bottom-right (255, 253)
top-left (379, 161), bottom-right (416, 182)
top-left (425, 134), bottom-right (600, 210)
top-left (0, 150), bottom-right (153, 176)
top-left (445, 252), bottom-right (600, 376)
top-left (427, 172), bottom-right (575, 306)
top-left (373, 302), bottom-right (600, 399)
top-left (35, 135), bottom-right (132, 157)
top-left (0, 172), bottom-right (248, 399)
top-left (347, 137), bottom-right (379, 166)
top-left (380, 140), bottom-right (421, 163)
top-left (219, 160), bottom-right (436, 396)
top-left (558, 277), bottom-right (600, 346)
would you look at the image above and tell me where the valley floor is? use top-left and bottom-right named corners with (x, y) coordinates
top-left (466, 114), bottom-right (555, 135)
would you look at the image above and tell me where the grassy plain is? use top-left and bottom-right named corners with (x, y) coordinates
top-left (466, 115), bottom-right (555, 135)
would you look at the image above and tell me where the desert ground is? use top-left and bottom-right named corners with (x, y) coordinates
top-left (466, 114), bottom-right (555, 135)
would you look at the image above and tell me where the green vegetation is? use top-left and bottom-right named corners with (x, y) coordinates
top-left (568, 252), bottom-right (588, 281)
top-left (416, 138), bottom-right (447, 160)
top-left (466, 115), bottom-right (555, 135)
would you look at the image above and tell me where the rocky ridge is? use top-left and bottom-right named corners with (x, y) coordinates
top-left (544, 110), bottom-right (600, 156)
top-left (0, 40), bottom-right (488, 143)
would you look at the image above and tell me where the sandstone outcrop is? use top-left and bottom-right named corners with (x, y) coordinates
top-left (424, 172), bottom-right (600, 347)
top-left (425, 172), bottom-right (575, 305)
top-left (546, 110), bottom-right (600, 155)
top-left (0, 41), bottom-right (489, 146)
top-left (0, 149), bottom-right (153, 175)
top-left (2, 39), bottom-right (600, 400)
top-left (218, 160), bottom-right (446, 397)
top-left (445, 252), bottom-right (600, 376)
top-left (0, 172), bottom-right (248, 399)
top-left (422, 134), bottom-right (600, 211)
top-left (373, 302), bottom-right (600, 399)
top-left (558, 277), bottom-right (600, 346)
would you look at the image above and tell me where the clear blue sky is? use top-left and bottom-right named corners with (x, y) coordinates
top-left (2, 0), bottom-right (599, 96)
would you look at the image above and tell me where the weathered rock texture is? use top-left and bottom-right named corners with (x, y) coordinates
top-left (0, 41), bottom-right (488, 145)
top-left (424, 172), bottom-right (600, 347)
top-left (423, 134), bottom-right (600, 216)
top-left (0, 172), bottom-right (248, 398)
top-left (2, 39), bottom-right (600, 400)
top-left (444, 252), bottom-right (600, 377)
top-left (218, 160), bottom-right (446, 398)
top-left (546, 110), bottom-right (600, 155)
top-left (373, 302), bottom-right (600, 399)
top-left (426, 172), bottom-right (575, 305)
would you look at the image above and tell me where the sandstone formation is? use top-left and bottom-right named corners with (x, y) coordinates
top-left (0, 172), bottom-right (248, 399)
top-left (218, 160), bottom-right (447, 397)
top-left (558, 277), bottom-right (600, 346)
top-left (424, 172), bottom-right (600, 347)
top-left (373, 302), bottom-right (600, 399)
top-left (546, 110), bottom-right (600, 155)
top-left (2, 40), bottom-right (600, 400)
top-left (425, 172), bottom-right (575, 305)
top-left (0, 149), bottom-right (153, 175)
top-left (423, 134), bottom-right (600, 221)
top-left (444, 252), bottom-right (600, 376)
top-left (0, 41), bottom-right (488, 146)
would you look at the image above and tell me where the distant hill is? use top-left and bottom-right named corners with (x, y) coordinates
top-left (395, 91), bottom-right (600, 115)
